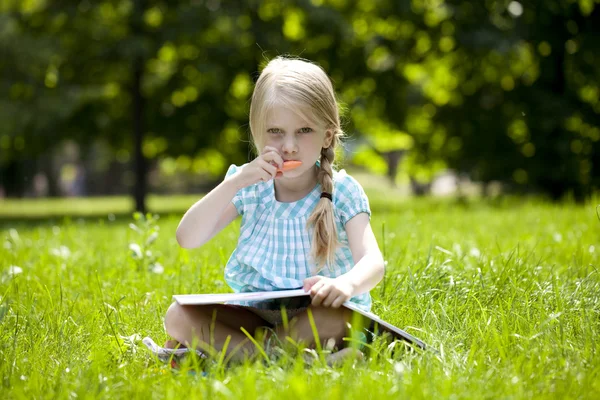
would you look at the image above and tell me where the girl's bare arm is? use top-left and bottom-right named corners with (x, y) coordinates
top-left (339, 212), bottom-right (385, 295)
top-left (176, 147), bottom-right (284, 249)
top-left (175, 179), bottom-right (242, 249)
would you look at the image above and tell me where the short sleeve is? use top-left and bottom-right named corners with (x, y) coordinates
top-left (334, 171), bottom-right (371, 226)
top-left (225, 164), bottom-right (244, 216)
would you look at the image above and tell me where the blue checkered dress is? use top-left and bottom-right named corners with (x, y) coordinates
top-left (224, 163), bottom-right (372, 312)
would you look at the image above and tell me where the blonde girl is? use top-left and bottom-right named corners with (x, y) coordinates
top-left (164, 57), bottom-right (385, 362)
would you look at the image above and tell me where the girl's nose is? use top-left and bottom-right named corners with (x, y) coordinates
top-left (281, 135), bottom-right (298, 154)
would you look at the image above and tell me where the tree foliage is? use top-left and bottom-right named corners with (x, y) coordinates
top-left (1, 0), bottom-right (598, 203)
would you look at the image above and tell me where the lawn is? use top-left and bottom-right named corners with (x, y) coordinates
top-left (1, 194), bottom-right (599, 399)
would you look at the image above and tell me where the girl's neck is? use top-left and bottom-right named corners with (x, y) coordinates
top-left (274, 164), bottom-right (319, 202)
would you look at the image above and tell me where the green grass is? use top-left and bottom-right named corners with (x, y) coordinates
top-left (0, 195), bottom-right (203, 219)
top-left (1, 194), bottom-right (599, 399)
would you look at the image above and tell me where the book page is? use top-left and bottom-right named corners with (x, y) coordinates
top-left (173, 289), bottom-right (308, 305)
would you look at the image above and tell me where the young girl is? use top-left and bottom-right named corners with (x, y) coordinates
top-left (163, 57), bottom-right (385, 362)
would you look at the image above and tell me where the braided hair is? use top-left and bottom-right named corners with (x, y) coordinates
top-left (306, 135), bottom-right (343, 271)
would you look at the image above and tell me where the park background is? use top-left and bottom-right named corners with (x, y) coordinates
top-left (1, 1), bottom-right (600, 399)
top-left (1, 0), bottom-right (599, 214)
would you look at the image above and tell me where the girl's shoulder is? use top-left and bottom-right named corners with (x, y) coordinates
top-left (332, 169), bottom-right (371, 224)
top-left (333, 168), bottom-right (365, 196)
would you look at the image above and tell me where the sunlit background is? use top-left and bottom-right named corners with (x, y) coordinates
top-left (1, 0), bottom-right (598, 214)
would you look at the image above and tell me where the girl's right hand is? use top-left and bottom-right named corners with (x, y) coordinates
top-left (228, 146), bottom-right (285, 189)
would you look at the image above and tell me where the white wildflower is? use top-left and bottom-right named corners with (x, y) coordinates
top-left (151, 263), bottom-right (164, 274)
top-left (8, 266), bottom-right (23, 276)
top-left (469, 248), bottom-right (481, 258)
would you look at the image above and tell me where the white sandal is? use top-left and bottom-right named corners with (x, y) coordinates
top-left (142, 337), bottom-right (206, 364)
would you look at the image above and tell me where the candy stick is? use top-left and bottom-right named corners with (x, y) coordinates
top-left (277, 160), bottom-right (303, 172)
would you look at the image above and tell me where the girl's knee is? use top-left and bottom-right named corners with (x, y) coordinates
top-left (164, 302), bottom-right (185, 336)
top-left (307, 305), bottom-right (351, 323)
top-left (164, 303), bottom-right (214, 340)
top-left (304, 306), bottom-right (351, 338)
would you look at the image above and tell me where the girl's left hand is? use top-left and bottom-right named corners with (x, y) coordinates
top-left (303, 276), bottom-right (354, 308)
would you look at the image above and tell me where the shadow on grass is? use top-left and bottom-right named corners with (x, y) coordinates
top-left (0, 210), bottom-right (190, 229)
top-left (0, 195), bottom-right (201, 227)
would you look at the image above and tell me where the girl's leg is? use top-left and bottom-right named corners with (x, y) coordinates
top-left (164, 302), bottom-right (270, 362)
top-left (276, 306), bottom-right (367, 350)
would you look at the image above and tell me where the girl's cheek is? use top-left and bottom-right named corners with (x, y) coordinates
top-left (264, 139), bottom-right (278, 148)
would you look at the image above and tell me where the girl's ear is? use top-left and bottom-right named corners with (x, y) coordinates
top-left (323, 129), bottom-right (334, 148)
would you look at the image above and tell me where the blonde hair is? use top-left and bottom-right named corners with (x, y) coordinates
top-left (249, 57), bottom-right (344, 270)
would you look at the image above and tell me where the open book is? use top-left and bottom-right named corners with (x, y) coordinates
top-left (174, 289), bottom-right (427, 350)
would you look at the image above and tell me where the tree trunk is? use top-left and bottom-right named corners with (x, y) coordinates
top-left (132, 0), bottom-right (147, 214)
top-left (535, 13), bottom-right (582, 201)
top-left (1, 159), bottom-right (26, 198)
top-left (371, 147), bottom-right (406, 188)
top-left (40, 152), bottom-right (61, 197)
top-left (384, 150), bottom-right (405, 187)
top-left (104, 160), bottom-right (123, 195)
top-left (132, 56), bottom-right (146, 213)
top-left (409, 176), bottom-right (431, 196)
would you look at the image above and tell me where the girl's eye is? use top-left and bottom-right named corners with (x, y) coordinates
top-left (299, 127), bottom-right (313, 133)
top-left (267, 128), bottom-right (282, 134)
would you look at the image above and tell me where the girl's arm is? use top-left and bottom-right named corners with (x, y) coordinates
top-left (175, 179), bottom-right (242, 249)
top-left (176, 146), bottom-right (285, 249)
top-left (338, 212), bottom-right (385, 294)
top-left (304, 212), bottom-right (385, 307)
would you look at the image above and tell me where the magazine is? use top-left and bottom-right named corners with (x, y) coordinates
top-left (173, 289), bottom-right (427, 350)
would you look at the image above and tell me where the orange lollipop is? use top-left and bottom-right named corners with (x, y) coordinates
top-left (277, 160), bottom-right (303, 172)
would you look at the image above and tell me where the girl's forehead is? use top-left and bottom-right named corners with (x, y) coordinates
top-left (267, 104), bottom-right (304, 121)
top-left (266, 103), bottom-right (318, 126)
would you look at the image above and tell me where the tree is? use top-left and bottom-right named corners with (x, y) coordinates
top-left (2, 0), bottom-right (598, 203)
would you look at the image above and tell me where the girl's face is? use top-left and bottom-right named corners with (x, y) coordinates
top-left (261, 103), bottom-right (332, 177)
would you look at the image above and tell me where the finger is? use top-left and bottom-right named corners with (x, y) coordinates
top-left (303, 276), bottom-right (323, 291)
top-left (258, 159), bottom-right (278, 178)
top-left (263, 151), bottom-right (284, 170)
top-left (255, 166), bottom-right (271, 183)
top-left (331, 296), bottom-right (345, 309)
top-left (260, 146), bottom-right (282, 163)
top-left (321, 291), bottom-right (336, 308)
top-left (260, 170), bottom-right (272, 182)
top-left (309, 280), bottom-right (325, 297)
top-left (312, 286), bottom-right (330, 307)
top-left (261, 157), bottom-right (278, 173)
top-left (311, 293), bottom-right (322, 307)
top-left (261, 145), bottom-right (279, 155)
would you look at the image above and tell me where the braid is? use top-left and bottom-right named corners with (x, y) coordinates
top-left (307, 144), bottom-right (339, 271)
top-left (318, 146), bottom-right (335, 193)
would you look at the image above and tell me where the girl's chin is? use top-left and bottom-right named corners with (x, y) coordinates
top-left (282, 168), bottom-right (304, 177)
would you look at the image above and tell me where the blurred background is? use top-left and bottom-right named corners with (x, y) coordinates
top-left (1, 0), bottom-right (599, 215)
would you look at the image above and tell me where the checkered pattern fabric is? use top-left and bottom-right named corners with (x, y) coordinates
top-left (223, 163), bottom-right (372, 312)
